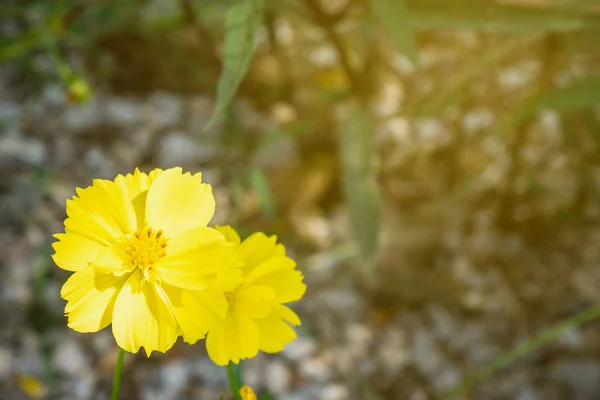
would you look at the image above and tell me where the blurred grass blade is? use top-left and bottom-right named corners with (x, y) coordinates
top-left (532, 77), bottom-right (600, 112)
top-left (249, 166), bottom-right (276, 220)
top-left (406, 0), bottom-right (593, 32)
top-left (340, 103), bottom-right (381, 275)
top-left (206, 0), bottom-right (264, 129)
top-left (370, 0), bottom-right (419, 67)
top-left (443, 303), bottom-right (600, 399)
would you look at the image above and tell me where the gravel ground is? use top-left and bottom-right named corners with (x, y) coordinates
top-left (2, 30), bottom-right (600, 400)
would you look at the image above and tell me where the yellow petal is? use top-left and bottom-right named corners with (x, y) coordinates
top-left (145, 168), bottom-right (215, 237)
top-left (52, 232), bottom-right (106, 271)
top-left (114, 168), bottom-right (164, 229)
top-left (161, 284), bottom-right (228, 344)
top-left (158, 227), bottom-right (242, 290)
top-left (274, 304), bottom-right (301, 326)
top-left (93, 247), bottom-right (133, 276)
top-left (239, 386), bottom-right (257, 400)
top-left (235, 286), bottom-right (276, 319)
top-left (239, 232), bottom-right (286, 273)
top-left (64, 179), bottom-right (137, 247)
top-left (111, 271), bottom-right (178, 356)
top-left (244, 257), bottom-right (306, 303)
top-left (114, 168), bottom-right (163, 200)
top-left (60, 265), bottom-right (126, 332)
top-left (255, 306), bottom-right (299, 354)
top-left (214, 225), bottom-right (241, 245)
top-left (212, 267), bottom-right (244, 293)
top-left (206, 311), bottom-right (260, 366)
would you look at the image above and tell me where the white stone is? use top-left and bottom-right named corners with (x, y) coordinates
top-left (265, 359), bottom-right (291, 395)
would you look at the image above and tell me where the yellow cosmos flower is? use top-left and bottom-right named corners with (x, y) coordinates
top-left (205, 226), bottom-right (306, 366)
top-left (52, 168), bottom-right (242, 356)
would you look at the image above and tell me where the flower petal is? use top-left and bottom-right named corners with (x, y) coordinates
top-left (52, 232), bottom-right (106, 271)
top-left (244, 257), bottom-right (306, 303)
top-left (161, 283), bottom-right (228, 344)
top-left (114, 168), bottom-right (163, 201)
top-left (235, 286), bottom-right (276, 319)
top-left (214, 225), bottom-right (241, 245)
top-left (145, 168), bottom-right (215, 237)
top-left (239, 232), bottom-right (286, 273)
top-left (115, 169), bottom-right (164, 229)
top-left (93, 247), bottom-right (133, 276)
top-left (61, 266), bottom-right (127, 332)
top-left (158, 227), bottom-right (242, 290)
top-left (255, 305), bottom-right (300, 353)
top-left (64, 179), bottom-right (137, 247)
top-left (111, 270), bottom-right (178, 356)
top-left (206, 311), bottom-right (259, 366)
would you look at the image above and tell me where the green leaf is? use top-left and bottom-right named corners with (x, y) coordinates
top-left (249, 166), bottom-right (277, 220)
top-left (340, 103), bottom-right (381, 275)
top-left (532, 77), bottom-right (600, 112)
top-left (370, 0), bottom-right (419, 67)
top-left (206, 0), bottom-right (264, 129)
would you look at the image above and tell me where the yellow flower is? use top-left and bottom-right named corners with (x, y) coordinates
top-left (205, 226), bottom-right (306, 366)
top-left (52, 168), bottom-right (242, 356)
top-left (239, 385), bottom-right (257, 400)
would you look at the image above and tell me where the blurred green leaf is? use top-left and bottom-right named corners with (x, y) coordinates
top-left (532, 77), bottom-right (600, 112)
top-left (370, 0), bottom-right (419, 67)
top-left (340, 103), bottom-right (381, 275)
top-left (249, 166), bottom-right (276, 220)
top-left (206, 0), bottom-right (265, 129)
top-left (406, 0), bottom-right (594, 32)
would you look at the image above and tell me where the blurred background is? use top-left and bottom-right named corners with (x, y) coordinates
top-left (1, 0), bottom-right (600, 399)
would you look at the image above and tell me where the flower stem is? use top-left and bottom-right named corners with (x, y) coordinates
top-left (226, 362), bottom-right (242, 400)
top-left (111, 348), bottom-right (125, 400)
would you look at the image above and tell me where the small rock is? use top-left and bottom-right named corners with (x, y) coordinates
top-left (105, 96), bottom-right (141, 127)
top-left (147, 91), bottom-right (183, 128)
top-left (322, 383), bottom-right (349, 400)
top-left (84, 146), bottom-right (114, 178)
top-left (378, 329), bottom-right (410, 377)
top-left (160, 361), bottom-right (189, 399)
top-left (191, 357), bottom-right (228, 387)
top-left (0, 347), bottom-right (12, 379)
top-left (549, 359), bottom-right (600, 397)
top-left (0, 134), bottom-right (46, 166)
top-left (516, 387), bottom-right (541, 400)
top-left (299, 354), bottom-right (332, 383)
top-left (280, 385), bottom-right (325, 400)
top-left (265, 359), bottom-right (291, 395)
top-left (283, 336), bottom-right (316, 362)
top-left (54, 338), bottom-right (89, 377)
top-left (0, 99), bottom-right (21, 130)
top-left (158, 130), bottom-right (217, 168)
top-left (412, 329), bottom-right (442, 376)
top-left (433, 365), bottom-right (461, 393)
top-left (63, 98), bottom-right (101, 132)
top-left (428, 306), bottom-right (456, 341)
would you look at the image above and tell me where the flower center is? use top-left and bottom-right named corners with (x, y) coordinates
top-left (127, 227), bottom-right (167, 281)
top-left (224, 292), bottom-right (235, 309)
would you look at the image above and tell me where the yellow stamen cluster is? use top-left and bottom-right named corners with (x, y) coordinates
top-left (128, 228), bottom-right (167, 281)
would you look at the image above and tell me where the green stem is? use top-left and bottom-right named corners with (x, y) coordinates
top-left (226, 362), bottom-right (242, 400)
top-left (442, 303), bottom-right (600, 399)
top-left (111, 348), bottom-right (125, 400)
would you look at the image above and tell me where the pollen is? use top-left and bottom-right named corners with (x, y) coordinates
top-left (127, 227), bottom-right (167, 281)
